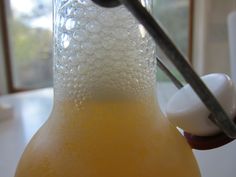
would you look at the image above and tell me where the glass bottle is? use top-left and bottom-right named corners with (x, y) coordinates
top-left (15, 0), bottom-right (201, 176)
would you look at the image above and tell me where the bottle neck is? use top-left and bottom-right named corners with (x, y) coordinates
top-left (53, 0), bottom-right (156, 106)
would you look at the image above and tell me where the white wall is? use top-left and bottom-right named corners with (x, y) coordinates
top-left (193, 0), bottom-right (235, 76)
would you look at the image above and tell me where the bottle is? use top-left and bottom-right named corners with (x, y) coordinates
top-left (15, 0), bottom-right (201, 176)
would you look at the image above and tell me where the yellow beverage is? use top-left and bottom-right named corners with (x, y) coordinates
top-left (15, 98), bottom-right (200, 177)
top-left (15, 1), bottom-right (201, 176)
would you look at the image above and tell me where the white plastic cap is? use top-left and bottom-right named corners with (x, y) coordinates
top-left (166, 73), bottom-right (236, 136)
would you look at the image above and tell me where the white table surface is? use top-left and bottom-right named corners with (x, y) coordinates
top-left (0, 86), bottom-right (236, 177)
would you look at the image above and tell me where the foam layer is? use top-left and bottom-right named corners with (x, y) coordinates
top-left (54, 0), bottom-right (156, 105)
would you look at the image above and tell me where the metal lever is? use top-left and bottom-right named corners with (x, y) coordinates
top-left (91, 0), bottom-right (236, 138)
top-left (156, 57), bottom-right (183, 89)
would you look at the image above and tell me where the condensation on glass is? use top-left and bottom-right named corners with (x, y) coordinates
top-left (53, 0), bottom-right (156, 104)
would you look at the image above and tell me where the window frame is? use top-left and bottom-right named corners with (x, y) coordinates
top-left (0, 0), bottom-right (15, 93)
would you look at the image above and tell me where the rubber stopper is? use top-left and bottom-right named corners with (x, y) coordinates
top-left (166, 73), bottom-right (236, 149)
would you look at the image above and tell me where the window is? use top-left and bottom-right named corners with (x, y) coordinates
top-left (153, 0), bottom-right (193, 82)
top-left (153, 0), bottom-right (192, 58)
top-left (3, 0), bottom-right (53, 91)
top-left (0, 0), bottom-right (193, 92)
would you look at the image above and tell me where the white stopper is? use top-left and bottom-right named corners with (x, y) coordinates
top-left (166, 73), bottom-right (236, 136)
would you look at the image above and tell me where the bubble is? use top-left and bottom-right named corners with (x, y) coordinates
top-left (75, 30), bottom-right (88, 42)
top-left (65, 18), bottom-right (76, 30)
top-left (86, 21), bottom-right (101, 33)
top-left (55, 63), bottom-right (64, 71)
top-left (59, 16), bottom-right (66, 28)
top-left (60, 34), bottom-right (71, 48)
top-left (102, 37), bottom-right (114, 49)
top-left (115, 29), bottom-right (128, 40)
top-left (77, 0), bottom-right (90, 5)
top-left (89, 34), bottom-right (100, 42)
top-left (59, 3), bottom-right (75, 17)
top-left (86, 6), bottom-right (97, 18)
top-left (74, 7), bottom-right (84, 16)
top-left (99, 11), bottom-right (114, 26)
top-left (59, 0), bottom-right (70, 7)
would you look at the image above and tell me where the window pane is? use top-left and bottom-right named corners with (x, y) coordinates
top-left (153, 0), bottom-right (190, 57)
top-left (7, 0), bottom-right (53, 89)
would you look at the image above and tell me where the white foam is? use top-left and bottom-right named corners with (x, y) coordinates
top-left (54, 1), bottom-right (156, 104)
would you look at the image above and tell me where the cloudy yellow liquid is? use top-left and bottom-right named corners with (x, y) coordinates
top-left (15, 98), bottom-right (201, 177)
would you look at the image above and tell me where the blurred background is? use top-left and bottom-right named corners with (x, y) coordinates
top-left (0, 0), bottom-right (235, 94)
top-left (0, 0), bottom-right (53, 93)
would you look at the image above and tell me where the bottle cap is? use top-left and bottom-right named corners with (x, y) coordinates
top-left (166, 73), bottom-right (236, 149)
